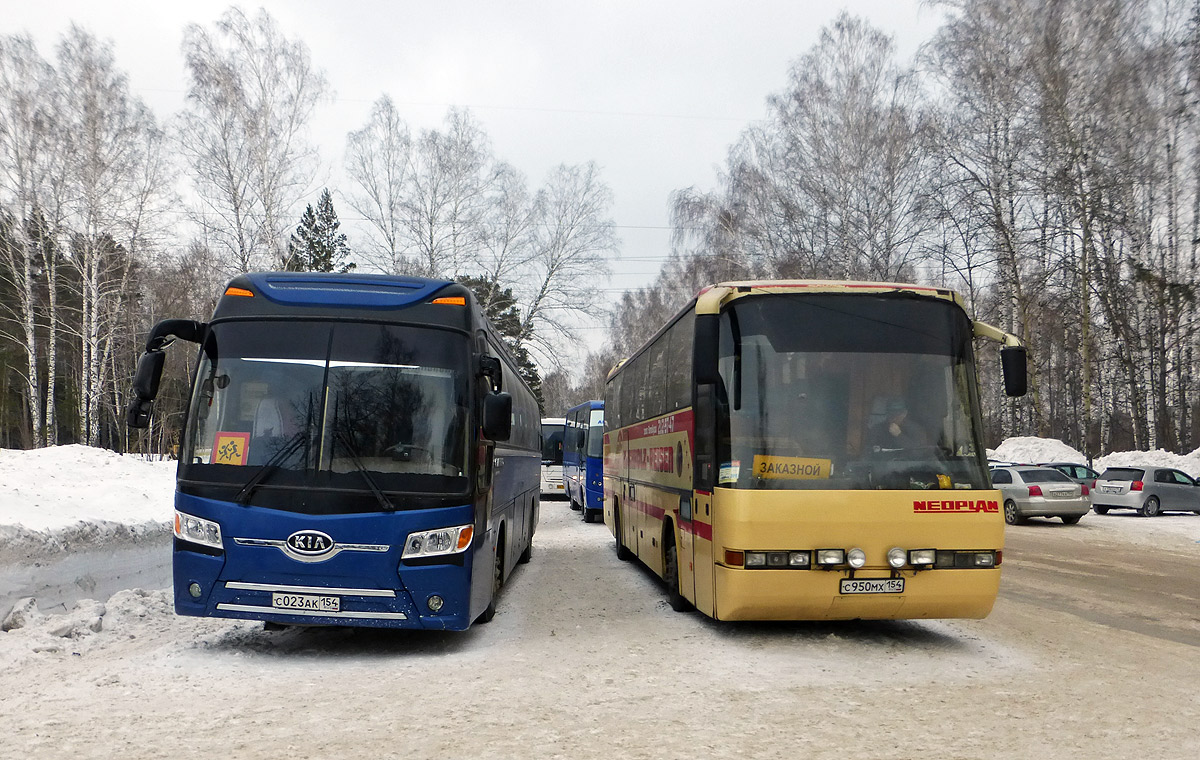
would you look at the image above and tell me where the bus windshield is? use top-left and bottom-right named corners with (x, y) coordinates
top-left (541, 423), bottom-right (564, 465)
top-left (716, 294), bottom-right (989, 491)
top-left (587, 409), bottom-right (604, 459)
top-left (181, 320), bottom-right (471, 505)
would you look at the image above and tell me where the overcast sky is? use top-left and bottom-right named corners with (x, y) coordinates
top-left (3, 0), bottom-right (946, 350)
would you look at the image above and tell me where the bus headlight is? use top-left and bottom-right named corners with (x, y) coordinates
top-left (909, 549), bottom-right (937, 566)
top-left (815, 549), bottom-right (845, 566)
top-left (402, 525), bottom-right (474, 558)
top-left (847, 548), bottom-right (867, 568)
top-left (174, 510), bottom-right (223, 550)
top-left (887, 547), bottom-right (907, 568)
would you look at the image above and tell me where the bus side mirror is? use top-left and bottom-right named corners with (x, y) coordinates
top-left (127, 350), bottom-right (166, 429)
top-left (694, 314), bottom-right (720, 386)
top-left (479, 355), bottom-right (502, 392)
top-left (483, 392), bottom-right (512, 441)
top-left (1001, 346), bottom-right (1027, 397)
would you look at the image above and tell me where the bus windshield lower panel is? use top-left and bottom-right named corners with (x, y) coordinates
top-left (180, 320), bottom-right (471, 512)
top-left (715, 294), bottom-right (989, 491)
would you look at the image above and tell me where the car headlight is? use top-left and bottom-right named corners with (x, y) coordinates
top-left (174, 510), bottom-right (223, 549)
top-left (402, 524), bottom-right (474, 558)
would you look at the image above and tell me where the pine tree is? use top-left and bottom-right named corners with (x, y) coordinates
top-left (457, 274), bottom-right (543, 407)
top-left (285, 189), bottom-right (355, 273)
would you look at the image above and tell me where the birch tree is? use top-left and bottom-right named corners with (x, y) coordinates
top-left (56, 25), bottom-right (171, 446)
top-left (179, 7), bottom-right (328, 274)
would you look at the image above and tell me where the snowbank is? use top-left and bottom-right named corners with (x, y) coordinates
top-left (0, 445), bottom-right (175, 561)
top-left (990, 436), bottom-right (1086, 465)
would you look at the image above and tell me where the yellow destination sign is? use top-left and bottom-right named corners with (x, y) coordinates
top-left (752, 455), bottom-right (832, 480)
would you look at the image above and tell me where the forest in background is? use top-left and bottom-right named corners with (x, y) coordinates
top-left (4, 0), bottom-right (1200, 461)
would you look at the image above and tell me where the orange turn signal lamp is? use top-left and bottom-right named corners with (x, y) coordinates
top-left (224, 286), bottom-right (254, 297)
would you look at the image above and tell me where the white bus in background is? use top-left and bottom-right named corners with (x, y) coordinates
top-left (541, 417), bottom-right (566, 499)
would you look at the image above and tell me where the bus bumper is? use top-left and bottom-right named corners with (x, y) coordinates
top-left (712, 566), bottom-right (1001, 621)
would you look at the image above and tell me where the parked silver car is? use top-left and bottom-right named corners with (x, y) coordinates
top-left (990, 465), bottom-right (1090, 525)
top-left (1091, 466), bottom-right (1200, 516)
top-left (1039, 462), bottom-right (1100, 488)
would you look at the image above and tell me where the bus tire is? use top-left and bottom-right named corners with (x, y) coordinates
top-left (582, 508), bottom-right (594, 524)
top-left (477, 531), bottom-right (505, 624)
top-left (614, 506), bottom-right (632, 561)
top-left (664, 542), bottom-right (693, 613)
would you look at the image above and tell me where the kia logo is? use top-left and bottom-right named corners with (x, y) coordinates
top-left (286, 530), bottom-right (335, 557)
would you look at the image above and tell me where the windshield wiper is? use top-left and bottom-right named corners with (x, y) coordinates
top-left (335, 431), bottom-right (397, 512)
top-left (233, 431), bottom-right (308, 506)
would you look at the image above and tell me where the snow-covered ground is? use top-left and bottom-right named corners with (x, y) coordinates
top-left (1, 440), bottom-right (1199, 758)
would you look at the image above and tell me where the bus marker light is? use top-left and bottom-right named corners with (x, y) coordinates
top-left (427, 595), bottom-right (445, 612)
top-left (431, 296), bottom-right (466, 305)
top-left (847, 548), bottom-right (866, 568)
top-left (745, 552), bottom-right (767, 567)
top-left (788, 551), bottom-right (810, 567)
top-left (224, 286), bottom-right (254, 297)
top-left (457, 525), bottom-right (474, 550)
top-left (725, 550), bottom-right (745, 566)
top-left (816, 549), bottom-right (845, 566)
top-left (909, 549), bottom-right (937, 566)
top-left (887, 547), bottom-right (907, 568)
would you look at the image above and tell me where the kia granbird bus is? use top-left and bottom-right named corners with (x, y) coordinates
top-left (127, 273), bottom-right (539, 630)
top-left (563, 400), bottom-right (604, 522)
top-left (604, 280), bottom-right (1027, 621)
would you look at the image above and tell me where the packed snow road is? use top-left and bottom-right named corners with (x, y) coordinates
top-left (2, 503), bottom-right (1199, 759)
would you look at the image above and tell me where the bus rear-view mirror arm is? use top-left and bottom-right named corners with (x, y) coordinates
top-left (478, 355), bottom-right (503, 392)
top-left (973, 320), bottom-right (1027, 398)
top-left (127, 319), bottom-right (208, 429)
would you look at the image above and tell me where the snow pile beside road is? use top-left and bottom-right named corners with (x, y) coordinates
top-left (990, 436), bottom-right (1086, 464)
top-left (1095, 449), bottom-right (1200, 479)
top-left (0, 445), bottom-right (175, 561)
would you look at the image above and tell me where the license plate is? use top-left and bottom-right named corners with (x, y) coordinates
top-left (839, 578), bottom-right (904, 595)
top-left (1100, 485), bottom-right (1121, 494)
top-left (271, 593), bottom-right (340, 612)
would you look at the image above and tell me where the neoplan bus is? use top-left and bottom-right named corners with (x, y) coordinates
top-left (604, 280), bottom-right (1027, 621)
top-left (127, 272), bottom-right (540, 630)
top-left (563, 400), bottom-right (604, 522)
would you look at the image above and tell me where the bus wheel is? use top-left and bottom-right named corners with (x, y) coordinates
top-left (518, 529), bottom-right (533, 564)
top-left (664, 543), bottom-right (693, 612)
top-left (582, 507), bottom-right (594, 524)
top-left (477, 535), bottom-right (505, 624)
top-left (614, 509), bottom-right (632, 561)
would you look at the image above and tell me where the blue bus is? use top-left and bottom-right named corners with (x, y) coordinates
top-left (563, 400), bottom-right (604, 523)
top-left (127, 272), bottom-right (540, 630)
